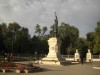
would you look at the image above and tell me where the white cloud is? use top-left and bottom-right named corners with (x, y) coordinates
top-left (0, 0), bottom-right (100, 37)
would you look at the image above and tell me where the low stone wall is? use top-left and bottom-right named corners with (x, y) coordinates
top-left (65, 58), bottom-right (74, 61)
top-left (65, 58), bottom-right (100, 62)
top-left (92, 59), bottom-right (100, 62)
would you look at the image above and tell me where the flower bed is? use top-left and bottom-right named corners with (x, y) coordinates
top-left (0, 62), bottom-right (42, 73)
top-left (0, 62), bottom-right (17, 69)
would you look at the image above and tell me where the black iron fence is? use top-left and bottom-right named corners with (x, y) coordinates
top-left (0, 54), bottom-right (100, 61)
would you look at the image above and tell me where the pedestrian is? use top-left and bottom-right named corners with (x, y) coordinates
top-left (4, 53), bottom-right (7, 62)
top-left (9, 53), bottom-right (13, 62)
top-left (80, 55), bottom-right (84, 65)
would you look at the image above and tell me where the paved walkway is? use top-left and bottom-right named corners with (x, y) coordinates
top-left (0, 62), bottom-right (100, 75)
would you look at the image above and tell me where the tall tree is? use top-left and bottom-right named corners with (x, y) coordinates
top-left (76, 37), bottom-right (88, 57)
top-left (35, 24), bottom-right (41, 37)
top-left (0, 23), bottom-right (7, 37)
top-left (0, 25), bottom-right (6, 54)
top-left (86, 32), bottom-right (95, 53)
top-left (94, 22), bottom-right (100, 54)
top-left (42, 27), bottom-right (47, 36)
top-left (58, 22), bottom-right (79, 54)
top-left (15, 27), bottom-right (31, 53)
top-left (34, 24), bottom-right (48, 55)
top-left (6, 22), bottom-right (21, 53)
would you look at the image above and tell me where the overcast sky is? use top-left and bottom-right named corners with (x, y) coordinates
top-left (0, 0), bottom-right (100, 37)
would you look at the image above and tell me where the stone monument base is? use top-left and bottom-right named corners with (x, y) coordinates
top-left (41, 57), bottom-right (67, 65)
top-left (41, 60), bottom-right (65, 65)
top-left (40, 37), bottom-right (67, 65)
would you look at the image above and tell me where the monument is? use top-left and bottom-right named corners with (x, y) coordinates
top-left (53, 12), bottom-right (58, 37)
top-left (41, 12), bottom-right (66, 65)
top-left (86, 49), bottom-right (92, 62)
top-left (74, 49), bottom-right (80, 61)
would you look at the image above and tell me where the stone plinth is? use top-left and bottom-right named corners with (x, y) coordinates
top-left (41, 37), bottom-right (66, 65)
top-left (86, 49), bottom-right (92, 62)
top-left (74, 49), bottom-right (80, 61)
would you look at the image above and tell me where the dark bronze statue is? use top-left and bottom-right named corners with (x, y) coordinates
top-left (53, 12), bottom-right (58, 37)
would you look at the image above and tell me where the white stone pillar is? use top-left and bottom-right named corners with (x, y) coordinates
top-left (74, 49), bottom-right (80, 61)
top-left (86, 49), bottom-right (92, 62)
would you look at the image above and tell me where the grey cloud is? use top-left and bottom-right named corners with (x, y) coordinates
top-left (0, 0), bottom-right (100, 37)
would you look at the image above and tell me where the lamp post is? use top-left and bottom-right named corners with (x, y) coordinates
top-left (41, 50), bottom-right (43, 59)
top-left (66, 48), bottom-right (70, 58)
top-left (35, 51), bottom-right (37, 60)
top-left (12, 40), bottom-right (13, 53)
top-left (11, 30), bottom-right (15, 54)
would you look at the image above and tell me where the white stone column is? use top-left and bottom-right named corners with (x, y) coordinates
top-left (86, 49), bottom-right (92, 62)
top-left (74, 49), bottom-right (80, 61)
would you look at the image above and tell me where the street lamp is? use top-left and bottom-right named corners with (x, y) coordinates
top-left (11, 30), bottom-right (15, 54)
top-left (35, 51), bottom-right (37, 60)
top-left (12, 40), bottom-right (13, 53)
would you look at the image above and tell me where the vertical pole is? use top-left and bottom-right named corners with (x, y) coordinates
top-left (12, 41), bottom-right (13, 53)
top-left (68, 54), bottom-right (69, 58)
top-left (35, 52), bottom-right (37, 60)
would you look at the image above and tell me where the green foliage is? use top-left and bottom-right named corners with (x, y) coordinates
top-left (86, 32), bottom-right (95, 53)
top-left (86, 32), bottom-right (95, 41)
top-left (34, 24), bottom-right (48, 55)
top-left (31, 35), bottom-right (48, 55)
top-left (86, 21), bottom-right (100, 54)
top-left (42, 27), bottom-right (47, 36)
top-left (95, 24), bottom-right (100, 35)
top-left (35, 24), bottom-right (48, 38)
top-left (3, 21), bottom-right (100, 55)
top-left (0, 22), bottom-right (31, 54)
top-left (94, 40), bottom-right (100, 54)
top-left (15, 27), bottom-right (31, 53)
top-left (58, 22), bottom-right (79, 54)
top-left (93, 24), bottom-right (100, 54)
top-left (35, 24), bottom-right (41, 36)
top-left (8, 22), bottom-right (21, 32)
top-left (0, 22), bottom-right (49, 55)
top-left (0, 27), bottom-right (4, 53)
top-left (0, 23), bottom-right (7, 53)
top-left (76, 37), bottom-right (88, 57)
top-left (0, 23), bottom-right (7, 37)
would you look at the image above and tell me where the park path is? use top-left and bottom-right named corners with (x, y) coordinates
top-left (0, 62), bottom-right (100, 75)
top-left (35, 62), bottom-right (100, 75)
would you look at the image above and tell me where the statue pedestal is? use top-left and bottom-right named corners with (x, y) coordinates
top-left (74, 49), bottom-right (80, 61)
top-left (86, 49), bottom-right (92, 62)
top-left (41, 37), bottom-right (66, 65)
